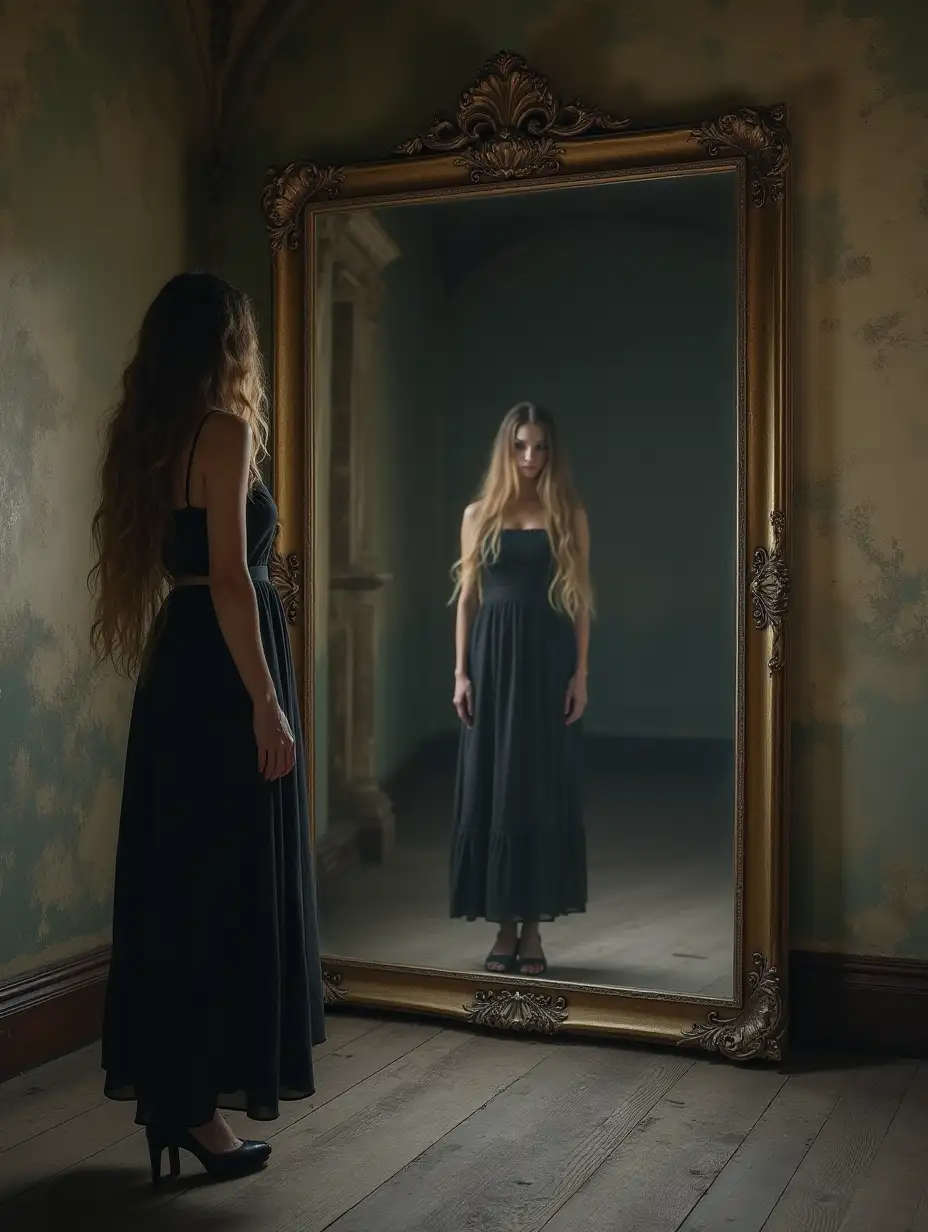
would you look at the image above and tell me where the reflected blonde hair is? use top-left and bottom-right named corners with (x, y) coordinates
top-left (88, 272), bottom-right (268, 676)
top-left (451, 402), bottom-right (592, 620)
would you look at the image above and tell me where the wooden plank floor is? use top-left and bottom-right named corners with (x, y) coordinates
top-left (0, 1013), bottom-right (924, 1232)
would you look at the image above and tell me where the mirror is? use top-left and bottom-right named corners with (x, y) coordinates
top-left (313, 173), bottom-right (740, 999)
top-left (265, 53), bottom-right (791, 1061)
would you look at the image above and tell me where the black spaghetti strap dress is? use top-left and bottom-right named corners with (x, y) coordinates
top-left (450, 529), bottom-right (587, 924)
top-left (101, 417), bottom-right (326, 1129)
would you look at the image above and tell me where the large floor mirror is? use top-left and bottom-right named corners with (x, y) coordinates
top-left (264, 53), bottom-right (791, 1062)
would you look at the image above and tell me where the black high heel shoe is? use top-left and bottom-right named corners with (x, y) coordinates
top-left (146, 1125), bottom-right (272, 1184)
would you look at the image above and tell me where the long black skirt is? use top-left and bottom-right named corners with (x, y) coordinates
top-left (101, 582), bottom-right (326, 1128)
top-left (449, 592), bottom-right (587, 925)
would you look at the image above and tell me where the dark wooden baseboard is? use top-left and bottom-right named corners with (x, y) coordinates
top-left (790, 950), bottom-right (928, 1057)
top-left (0, 945), bottom-right (110, 1082)
top-left (1, 944), bottom-right (927, 1082)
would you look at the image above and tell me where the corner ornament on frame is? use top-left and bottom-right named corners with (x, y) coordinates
top-left (680, 953), bottom-right (786, 1063)
top-left (691, 104), bottom-right (790, 208)
top-left (322, 966), bottom-right (346, 1007)
top-left (262, 162), bottom-right (344, 253)
top-left (393, 50), bottom-right (630, 183)
top-left (750, 511), bottom-right (791, 675)
top-left (464, 988), bottom-right (569, 1035)
top-left (268, 536), bottom-right (302, 626)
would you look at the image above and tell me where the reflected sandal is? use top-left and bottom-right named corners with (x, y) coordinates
top-left (485, 947), bottom-right (519, 974)
top-left (516, 949), bottom-right (547, 977)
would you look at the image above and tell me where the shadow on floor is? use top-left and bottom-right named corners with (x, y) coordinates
top-left (0, 1162), bottom-right (255, 1231)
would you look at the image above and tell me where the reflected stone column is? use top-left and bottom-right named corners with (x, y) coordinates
top-left (329, 572), bottom-right (394, 862)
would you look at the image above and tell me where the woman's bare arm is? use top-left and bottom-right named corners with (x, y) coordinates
top-left (200, 412), bottom-right (277, 707)
top-left (454, 503), bottom-right (480, 680)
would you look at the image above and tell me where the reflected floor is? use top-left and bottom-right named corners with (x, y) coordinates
top-left (319, 736), bottom-right (737, 999)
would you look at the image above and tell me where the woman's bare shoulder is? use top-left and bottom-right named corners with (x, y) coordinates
top-left (198, 410), bottom-right (251, 462)
top-left (202, 409), bottom-right (250, 441)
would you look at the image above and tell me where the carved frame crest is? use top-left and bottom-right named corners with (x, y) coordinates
top-left (392, 50), bottom-right (631, 180)
top-left (264, 52), bottom-right (792, 1065)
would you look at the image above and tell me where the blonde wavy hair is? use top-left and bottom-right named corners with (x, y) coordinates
top-left (451, 402), bottom-right (592, 620)
top-left (88, 272), bottom-right (268, 677)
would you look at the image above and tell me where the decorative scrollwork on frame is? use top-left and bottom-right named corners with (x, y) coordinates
top-left (464, 988), bottom-right (569, 1035)
top-left (322, 967), bottom-right (346, 1006)
top-left (750, 510), bottom-right (791, 675)
top-left (680, 953), bottom-right (785, 1062)
top-left (394, 50), bottom-right (630, 183)
top-left (262, 162), bottom-right (345, 252)
top-left (692, 105), bottom-right (790, 208)
top-left (457, 134), bottom-right (561, 182)
top-left (269, 542), bottom-right (301, 625)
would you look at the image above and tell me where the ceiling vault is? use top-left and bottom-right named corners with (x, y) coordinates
top-left (189, 0), bottom-right (309, 192)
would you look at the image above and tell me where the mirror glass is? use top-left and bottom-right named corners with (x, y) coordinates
top-left (312, 170), bottom-right (741, 999)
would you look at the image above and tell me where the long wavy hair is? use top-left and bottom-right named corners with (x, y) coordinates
top-left (88, 272), bottom-right (269, 676)
top-left (451, 402), bottom-right (592, 619)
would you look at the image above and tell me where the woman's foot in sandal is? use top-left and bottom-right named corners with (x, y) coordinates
top-left (517, 927), bottom-right (547, 977)
top-left (485, 925), bottom-right (519, 973)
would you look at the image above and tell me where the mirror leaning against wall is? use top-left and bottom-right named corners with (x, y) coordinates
top-left (263, 52), bottom-right (792, 1062)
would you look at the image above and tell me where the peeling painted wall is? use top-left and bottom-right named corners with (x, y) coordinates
top-left (0, 0), bottom-right (205, 980)
top-left (219, 0), bottom-right (928, 958)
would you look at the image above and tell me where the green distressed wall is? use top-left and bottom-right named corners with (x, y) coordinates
top-left (0, 0), bottom-right (205, 979)
top-left (218, 0), bottom-right (928, 959)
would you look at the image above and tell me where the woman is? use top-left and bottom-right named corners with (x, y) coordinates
top-left (89, 273), bottom-right (325, 1184)
top-left (449, 402), bottom-right (591, 976)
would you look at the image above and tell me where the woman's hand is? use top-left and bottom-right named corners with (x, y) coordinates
top-left (453, 673), bottom-right (474, 727)
top-left (565, 673), bottom-right (588, 725)
top-left (253, 694), bottom-right (296, 780)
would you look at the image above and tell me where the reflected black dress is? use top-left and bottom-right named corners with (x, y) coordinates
top-left (101, 439), bottom-right (326, 1129)
top-left (450, 529), bottom-right (586, 923)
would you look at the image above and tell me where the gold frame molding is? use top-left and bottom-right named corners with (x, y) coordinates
top-left (264, 51), bottom-right (791, 1063)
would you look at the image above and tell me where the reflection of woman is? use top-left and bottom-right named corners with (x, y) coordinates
top-left (90, 274), bottom-right (325, 1184)
top-left (449, 402), bottom-right (591, 976)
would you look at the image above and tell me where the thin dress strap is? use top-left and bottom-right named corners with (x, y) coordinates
top-left (184, 411), bottom-right (218, 507)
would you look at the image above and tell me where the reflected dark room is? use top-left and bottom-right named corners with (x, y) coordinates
top-left (313, 170), bottom-right (741, 998)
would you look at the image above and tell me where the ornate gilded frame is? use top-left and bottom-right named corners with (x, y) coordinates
top-left (264, 52), bottom-right (791, 1062)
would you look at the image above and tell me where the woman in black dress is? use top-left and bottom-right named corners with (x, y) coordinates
top-left (89, 273), bottom-right (325, 1184)
top-left (449, 402), bottom-right (591, 977)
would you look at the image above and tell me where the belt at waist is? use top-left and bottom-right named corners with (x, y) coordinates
top-left (171, 565), bottom-right (270, 585)
top-left (481, 587), bottom-right (551, 600)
